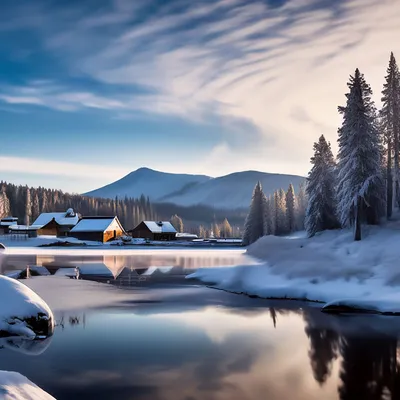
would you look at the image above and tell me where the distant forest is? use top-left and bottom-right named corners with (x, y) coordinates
top-left (0, 182), bottom-right (157, 230)
top-left (0, 181), bottom-right (245, 236)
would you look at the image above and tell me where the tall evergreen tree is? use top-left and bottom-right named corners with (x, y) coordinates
top-left (286, 184), bottom-right (296, 233)
top-left (262, 194), bottom-right (274, 235)
top-left (381, 52), bottom-right (400, 216)
top-left (170, 214), bottom-right (184, 233)
top-left (296, 181), bottom-right (307, 230)
top-left (32, 192), bottom-right (40, 221)
top-left (220, 218), bottom-right (233, 238)
top-left (242, 182), bottom-right (265, 245)
top-left (274, 189), bottom-right (288, 235)
top-left (305, 135), bottom-right (340, 237)
top-left (337, 69), bottom-right (384, 241)
top-left (24, 186), bottom-right (32, 226)
top-left (0, 188), bottom-right (10, 219)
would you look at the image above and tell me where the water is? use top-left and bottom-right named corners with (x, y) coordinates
top-left (1, 250), bottom-right (400, 399)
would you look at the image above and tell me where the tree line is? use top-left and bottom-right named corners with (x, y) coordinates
top-left (0, 182), bottom-right (157, 230)
top-left (306, 52), bottom-right (399, 240)
top-left (242, 181), bottom-right (307, 245)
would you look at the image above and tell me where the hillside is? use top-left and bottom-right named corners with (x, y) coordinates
top-left (85, 168), bottom-right (305, 209)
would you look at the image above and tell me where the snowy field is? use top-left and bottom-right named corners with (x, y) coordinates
top-left (187, 222), bottom-right (400, 314)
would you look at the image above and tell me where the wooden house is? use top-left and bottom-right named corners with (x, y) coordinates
top-left (130, 221), bottom-right (177, 241)
top-left (32, 208), bottom-right (79, 237)
top-left (0, 217), bottom-right (18, 234)
top-left (69, 216), bottom-right (125, 243)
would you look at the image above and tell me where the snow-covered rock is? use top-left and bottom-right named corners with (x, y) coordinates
top-left (0, 276), bottom-right (54, 338)
top-left (0, 371), bottom-right (55, 399)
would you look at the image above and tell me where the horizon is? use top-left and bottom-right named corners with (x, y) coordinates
top-left (1, 0), bottom-right (400, 193)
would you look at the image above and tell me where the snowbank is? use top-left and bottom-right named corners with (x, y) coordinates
top-left (187, 224), bottom-right (400, 314)
top-left (0, 371), bottom-right (55, 399)
top-left (0, 276), bottom-right (54, 338)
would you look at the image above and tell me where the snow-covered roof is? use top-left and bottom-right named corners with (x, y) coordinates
top-left (8, 225), bottom-right (42, 231)
top-left (32, 209), bottom-right (79, 228)
top-left (176, 233), bottom-right (198, 238)
top-left (143, 221), bottom-right (177, 233)
top-left (70, 217), bottom-right (123, 233)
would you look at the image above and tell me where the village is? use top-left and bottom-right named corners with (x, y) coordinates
top-left (0, 208), bottom-right (242, 247)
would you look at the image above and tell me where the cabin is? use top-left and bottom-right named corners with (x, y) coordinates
top-left (0, 217), bottom-right (18, 234)
top-left (32, 208), bottom-right (79, 237)
top-left (130, 221), bottom-right (177, 241)
top-left (69, 216), bottom-right (125, 243)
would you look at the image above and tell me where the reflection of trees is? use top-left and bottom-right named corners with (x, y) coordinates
top-left (303, 310), bottom-right (339, 385)
top-left (303, 309), bottom-right (400, 398)
top-left (339, 336), bottom-right (399, 400)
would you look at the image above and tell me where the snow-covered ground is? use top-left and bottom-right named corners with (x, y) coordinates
top-left (0, 371), bottom-right (55, 399)
top-left (0, 276), bottom-right (53, 338)
top-left (187, 222), bottom-right (400, 314)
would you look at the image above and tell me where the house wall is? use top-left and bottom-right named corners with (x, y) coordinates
top-left (130, 222), bottom-right (153, 239)
top-left (38, 220), bottom-right (58, 236)
top-left (69, 231), bottom-right (104, 242)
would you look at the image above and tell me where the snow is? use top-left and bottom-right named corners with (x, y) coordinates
top-left (0, 371), bottom-right (55, 399)
top-left (0, 276), bottom-right (53, 338)
top-left (143, 221), bottom-right (176, 233)
top-left (32, 210), bottom-right (79, 228)
top-left (70, 217), bottom-right (120, 232)
top-left (187, 222), bottom-right (400, 314)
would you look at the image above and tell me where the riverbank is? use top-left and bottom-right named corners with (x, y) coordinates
top-left (187, 222), bottom-right (400, 314)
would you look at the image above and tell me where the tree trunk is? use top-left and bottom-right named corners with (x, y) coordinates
top-left (354, 197), bottom-right (362, 241)
top-left (387, 139), bottom-right (393, 219)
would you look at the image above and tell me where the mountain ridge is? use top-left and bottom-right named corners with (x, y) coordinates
top-left (85, 167), bottom-right (305, 209)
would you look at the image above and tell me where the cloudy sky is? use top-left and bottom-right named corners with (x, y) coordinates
top-left (0, 0), bottom-right (399, 193)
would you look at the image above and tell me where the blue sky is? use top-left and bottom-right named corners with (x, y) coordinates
top-left (0, 0), bottom-right (399, 193)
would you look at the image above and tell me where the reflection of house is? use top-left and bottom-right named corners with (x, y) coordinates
top-left (32, 208), bottom-right (79, 236)
top-left (130, 221), bottom-right (177, 241)
top-left (69, 216), bottom-right (125, 243)
top-left (0, 217), bottom-right (18, 234)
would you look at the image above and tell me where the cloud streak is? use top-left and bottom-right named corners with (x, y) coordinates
top-left (1, 0), bottom-right (400, 177)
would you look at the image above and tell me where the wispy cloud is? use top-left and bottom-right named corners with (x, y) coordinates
top-left (1, 0), bottom-right (400, 175)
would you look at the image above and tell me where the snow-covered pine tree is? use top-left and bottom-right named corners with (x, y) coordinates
top-left (32, 192), bottom-right (40, 221)
top-left (41, 190), bottom-right (48, 213)
top-left (381, 52), bottom-right (400, 216)
top-left (0, 188), bottom-right (10, 219)
top-left (274, 189), bottom-right (288, 235)
top-left (337, 69), bottom-right (385, 241)
top-left (305, 135), bottom-right (340, 237)
top-left (242, 181), bottom-right (265, 245)
top-left (262, 193), bottom-right (273, 235)
top-left (286, 184), bottom-right (296, 233)
top-left (296, 181), bottom-right (307, 230)
top-left (170, 214), bottom-right (184, 233)
top-left (24, 186), bottom-right (32, 226)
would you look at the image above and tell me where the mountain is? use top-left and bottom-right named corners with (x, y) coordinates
top-left (85, 168), bottom-right (305, 209)
top-left (85, 167), bottom-right (211, 200)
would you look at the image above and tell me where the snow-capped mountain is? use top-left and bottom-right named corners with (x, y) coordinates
top-left (85, 168), bottom-right (305, 209)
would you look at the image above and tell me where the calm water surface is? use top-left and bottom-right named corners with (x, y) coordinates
top-left (1, 250), bottom-right (400, 399)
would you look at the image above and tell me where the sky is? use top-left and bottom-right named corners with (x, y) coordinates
top-left (0, 0), bottom-right (400, 193)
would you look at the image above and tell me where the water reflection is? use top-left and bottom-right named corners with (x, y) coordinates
top-left (0, 251), bottom-right (256, 278)
top-left (1, 301), bottom-right (400, 399)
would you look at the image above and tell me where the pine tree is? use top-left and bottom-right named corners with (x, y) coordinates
top-left (220, 218), bottom-right (233, 238)
top-left (32, 191), bottom-right (40, 221)
top-left (242, 182), bottom-right (265, 245)
top-left (212, 222), bottom-right (221, 238)
top-left (24, 186), bottom-right (32, 226)
top-left (170, 214), bottom-right (184, 233)
top-left (337, 69), bottom-right (385, 241)
top-left (274, 189), bottom-right (288, 235)
top-left (381, 52), bottom-right (400, 216)
top-left (0, 188), bottom-right (10, 219)
top-left (262, 194), bottom-right (273, 235)
top-left (297, 181), bottom-right (307, 230)
top-left (286, 184), bottom-right (296, 233)
top-left (305, 135), bottom-right (340, 237)
top-left (198, 225), bottom-right (206, 238)
top-left (41, 190), bottom-right (48, 213)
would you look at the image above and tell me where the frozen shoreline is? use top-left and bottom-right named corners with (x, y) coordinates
top-left (187, 223), bottom-right (400, 314)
